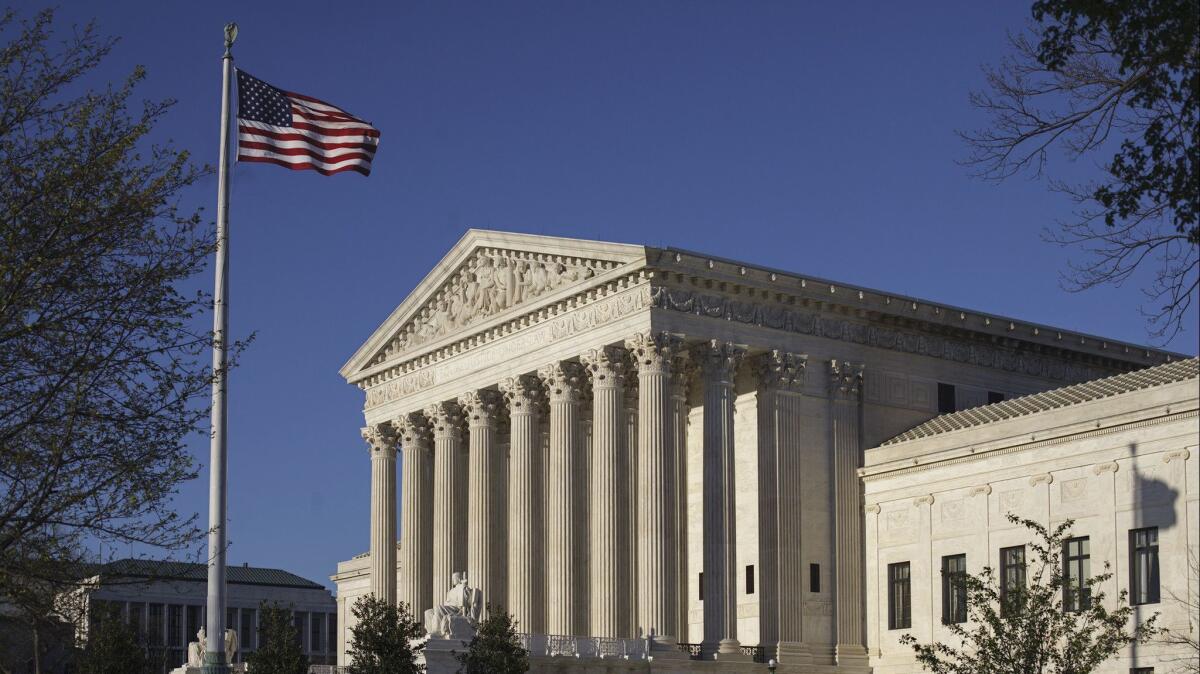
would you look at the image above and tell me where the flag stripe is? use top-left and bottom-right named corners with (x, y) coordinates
top-left (238, 154), bottom-right (371, 176)
top-left (238, 140), bottom-right (375, 162)
top-left (238, 145), bottom-right (373, 171)
top-left (238, 126), bottom-right (378, 152)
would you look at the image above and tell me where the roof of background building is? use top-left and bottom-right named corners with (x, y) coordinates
top-left (90, 559), bottom-right (326, 591)
top-left (883, 357), bottom-right (1199, 446)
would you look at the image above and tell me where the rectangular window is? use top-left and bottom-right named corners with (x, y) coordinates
top-left (1000, 545), bottom-right (1026, 613)
top-left (1130, 527), bottom-right (1160, 605)
top-left (698, 572), bottom-right (704, 600)
top-left (167, 605), bottom-right (183, 648)
top-left (128, 602), bottom-right (144, 637)
top-left (938, 383), bottom-right (957, 414)
top-left (186, 606), bottom-right (201, 644)
top-left (810, 563), bottom-right (821, 593)
top-left (746, 565), bottom-right (755, 594)
top-left (1130, 668), bottom-right (1154, 674)
top-left (311, 613), bottom-right (324, 652)
top-left (941, 554), bottom-right (967, 624)
top-left (148, 604), bottom-right (164, 646)
top-left (987, 391), bottom-right (1005, 404)
top-left (887, 562), bottom-right (911, 630)
top-left (1064, 536), bottom-right (1091, 612)
top-left (241, 608), bottom-right (256, 651)
top-left (328, 612), bottom-right (337, 656)
top-left (294, 612), bottom-right (307, 650)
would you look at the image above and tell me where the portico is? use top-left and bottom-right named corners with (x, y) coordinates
top-left (336, 230), bottom-right (1170, 670)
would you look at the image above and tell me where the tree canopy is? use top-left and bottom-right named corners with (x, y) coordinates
top-left (965, 0), bottom-right (1198, 340)
top-left (346, 596), bottom-right (426, 674)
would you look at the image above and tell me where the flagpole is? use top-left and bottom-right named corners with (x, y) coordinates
top-left (204, 21), bottom-right (237, 674)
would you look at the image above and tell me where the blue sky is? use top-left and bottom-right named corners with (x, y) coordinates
top-left (42, 1), bottom-right (1197, 590)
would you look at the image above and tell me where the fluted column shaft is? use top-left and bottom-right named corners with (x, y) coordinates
top-left (829, 360), bottom-right (866, 664)
top-left (539, 361), bottom-right (586, 635)
top-left (670, 356), bottom-right (693, 641)
top-left (755, 352), bottom-right (807, 658)
top-left (626, 332), bottom-right (681, 646)
top-left (460, 389), bottom-right (506, 612)
top-left (623, 380), bottom-right (640, 638)
top-left (363, 425), bottom-right (398, 604)
top-left (583, 347), bottom-right (629, 637)
top-left (503, 376), bottom-right (544, 633)
top-left (697, 340), bottom-right (745, 656)
top-left (395, 415), bottom-right (434, 616)
top-left (427, 402), bottom-right (466, 600)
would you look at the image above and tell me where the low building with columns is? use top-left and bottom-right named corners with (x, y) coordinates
top-left (332, 230), bottom-right (1178, 671)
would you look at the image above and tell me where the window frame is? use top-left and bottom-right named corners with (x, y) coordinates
top-left (887, 561), bottom-right (912, 630)
top-left (1000, 545), bottom-right (1026, 614)
top-left (1129, 527), bottom-right (1160, 606)
top-left (1063, 536), bottom-right (1091, 613)
top-left (941, 554), bottom-right (968, 624)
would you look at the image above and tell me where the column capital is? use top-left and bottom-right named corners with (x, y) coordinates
top-left (458, 389), bottom-right (504, 427)
top-left (392, 412), bottom-right (432, 449)
top-left (757, 350), bottom-right (808, 393)
top-left (424, 401), bottom-right (465, 436)
top-left (582, 345), bottom-right (628, 389)
top-left (500, 374), bottom-right (543, 415)
top-left (625, 332), bottom-right (683, 375)
top-left (670, 352), bottom-right (695, 401)
top-left (828, 360), bottom-right (864, 399)
top-left (538, 361), bottom-right (587, 404)
top-left (694, 340), bottom-right (746, 383)
top-left (361, 423), bottom-right (397, 457)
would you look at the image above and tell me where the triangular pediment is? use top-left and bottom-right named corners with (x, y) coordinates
top-left (341, 230), bottom-right (646, 381)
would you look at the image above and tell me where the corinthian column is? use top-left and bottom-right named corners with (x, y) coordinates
top-left (695, 340), bottom-right (745, 657)
top-left (362, 423), bottom-right (397, 604)
top-left (393, 413), bottom-right (434, 616)
top-left (755, 351), bottom-right (807, 661)
top-left (670, 353), bottom-right (693, 641)
top-left (459, 388), bottom-right (506, 612)
top-left (625, 332), bottom-right (682, 648)
top-left (623, 377), bottom-right (640, 638)
top-left (582, 346), bottom-right (629, 638)
top-left (426, 401), bottom-right (466, 601)
top-left (829, 360), bottom-right (867, 666)
top-left (538, 361), bottom-right (586, 635)
top-left (502, 375), bottom-right (544, 633)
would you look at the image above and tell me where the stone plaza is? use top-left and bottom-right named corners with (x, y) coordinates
top-left (332, 230), bottom-right (1190, 672)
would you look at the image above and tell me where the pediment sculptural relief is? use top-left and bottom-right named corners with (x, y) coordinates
top-left (375, 249), bottom-right (620, 365)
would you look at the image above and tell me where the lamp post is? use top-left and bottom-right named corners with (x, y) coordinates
top-left (768, 657), bottom-right (778, 673)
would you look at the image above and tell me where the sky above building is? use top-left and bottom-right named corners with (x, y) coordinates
top-left (42, 1), bottom-right (1198, 590)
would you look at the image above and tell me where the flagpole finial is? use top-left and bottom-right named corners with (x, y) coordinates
top-left (223, 23), bottom-right (238, 57)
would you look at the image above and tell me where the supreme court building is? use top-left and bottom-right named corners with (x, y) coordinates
top-left (332, 230), bottom-right (1186, 672)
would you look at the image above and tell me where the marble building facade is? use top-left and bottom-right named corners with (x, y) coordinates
top-left (333, 230), bottom-right (1177, 671)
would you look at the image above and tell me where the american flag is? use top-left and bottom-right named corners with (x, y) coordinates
top-left (236, 69), bottom-right (380, 176)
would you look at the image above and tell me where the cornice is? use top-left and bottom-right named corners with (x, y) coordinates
top-left (859, 408), bottom-right (1198, 483)
top-left (644, 249), bottom-right (1180, 369)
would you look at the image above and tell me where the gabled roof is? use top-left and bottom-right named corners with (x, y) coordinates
top-left (882, 356), bottom-right (1199, 446)
top-left (340, 229), bottom-right (646, 382)
top-left (92, 559), bottom-right (326, 590)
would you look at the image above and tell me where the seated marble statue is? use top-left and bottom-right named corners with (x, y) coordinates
top-left (423, 571), bottom-right (483, 638)
top-left (186, 627), bottom-right (239, 667)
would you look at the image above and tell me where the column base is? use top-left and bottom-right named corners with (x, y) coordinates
top-left (647, 635), bottom-right (690, 660)
top-left (776, 640), bottom-right (812, 664)
top-left (834, 643), bottom-right (870, 668)
top-left (701, 639), bottom-right (749, 661)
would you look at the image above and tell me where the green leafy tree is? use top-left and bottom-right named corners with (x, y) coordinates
top-left (964, 0), bottom-right (1198, 340)
top-left (453, 606), bottom-right (529, 674)
top-left (245, 603), bottom-right (309, 674)
top-left (76, 604), bottom-right (147, 674)
top-left (346, 595), bottom-right (425, 674)
top-left (901, 515), bottom-right (1158, 674)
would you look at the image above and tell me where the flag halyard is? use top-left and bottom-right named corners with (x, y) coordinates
top-left (235, 69), bottom-right (380, 176)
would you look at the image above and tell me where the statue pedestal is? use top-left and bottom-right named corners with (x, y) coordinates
top-left (422, 632), bottom-right (474, 674)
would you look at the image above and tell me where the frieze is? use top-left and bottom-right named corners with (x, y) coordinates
top-left (364, 285), bottom-right (651, 409)
top-left (648, 286), bottom-right (1104, 382)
